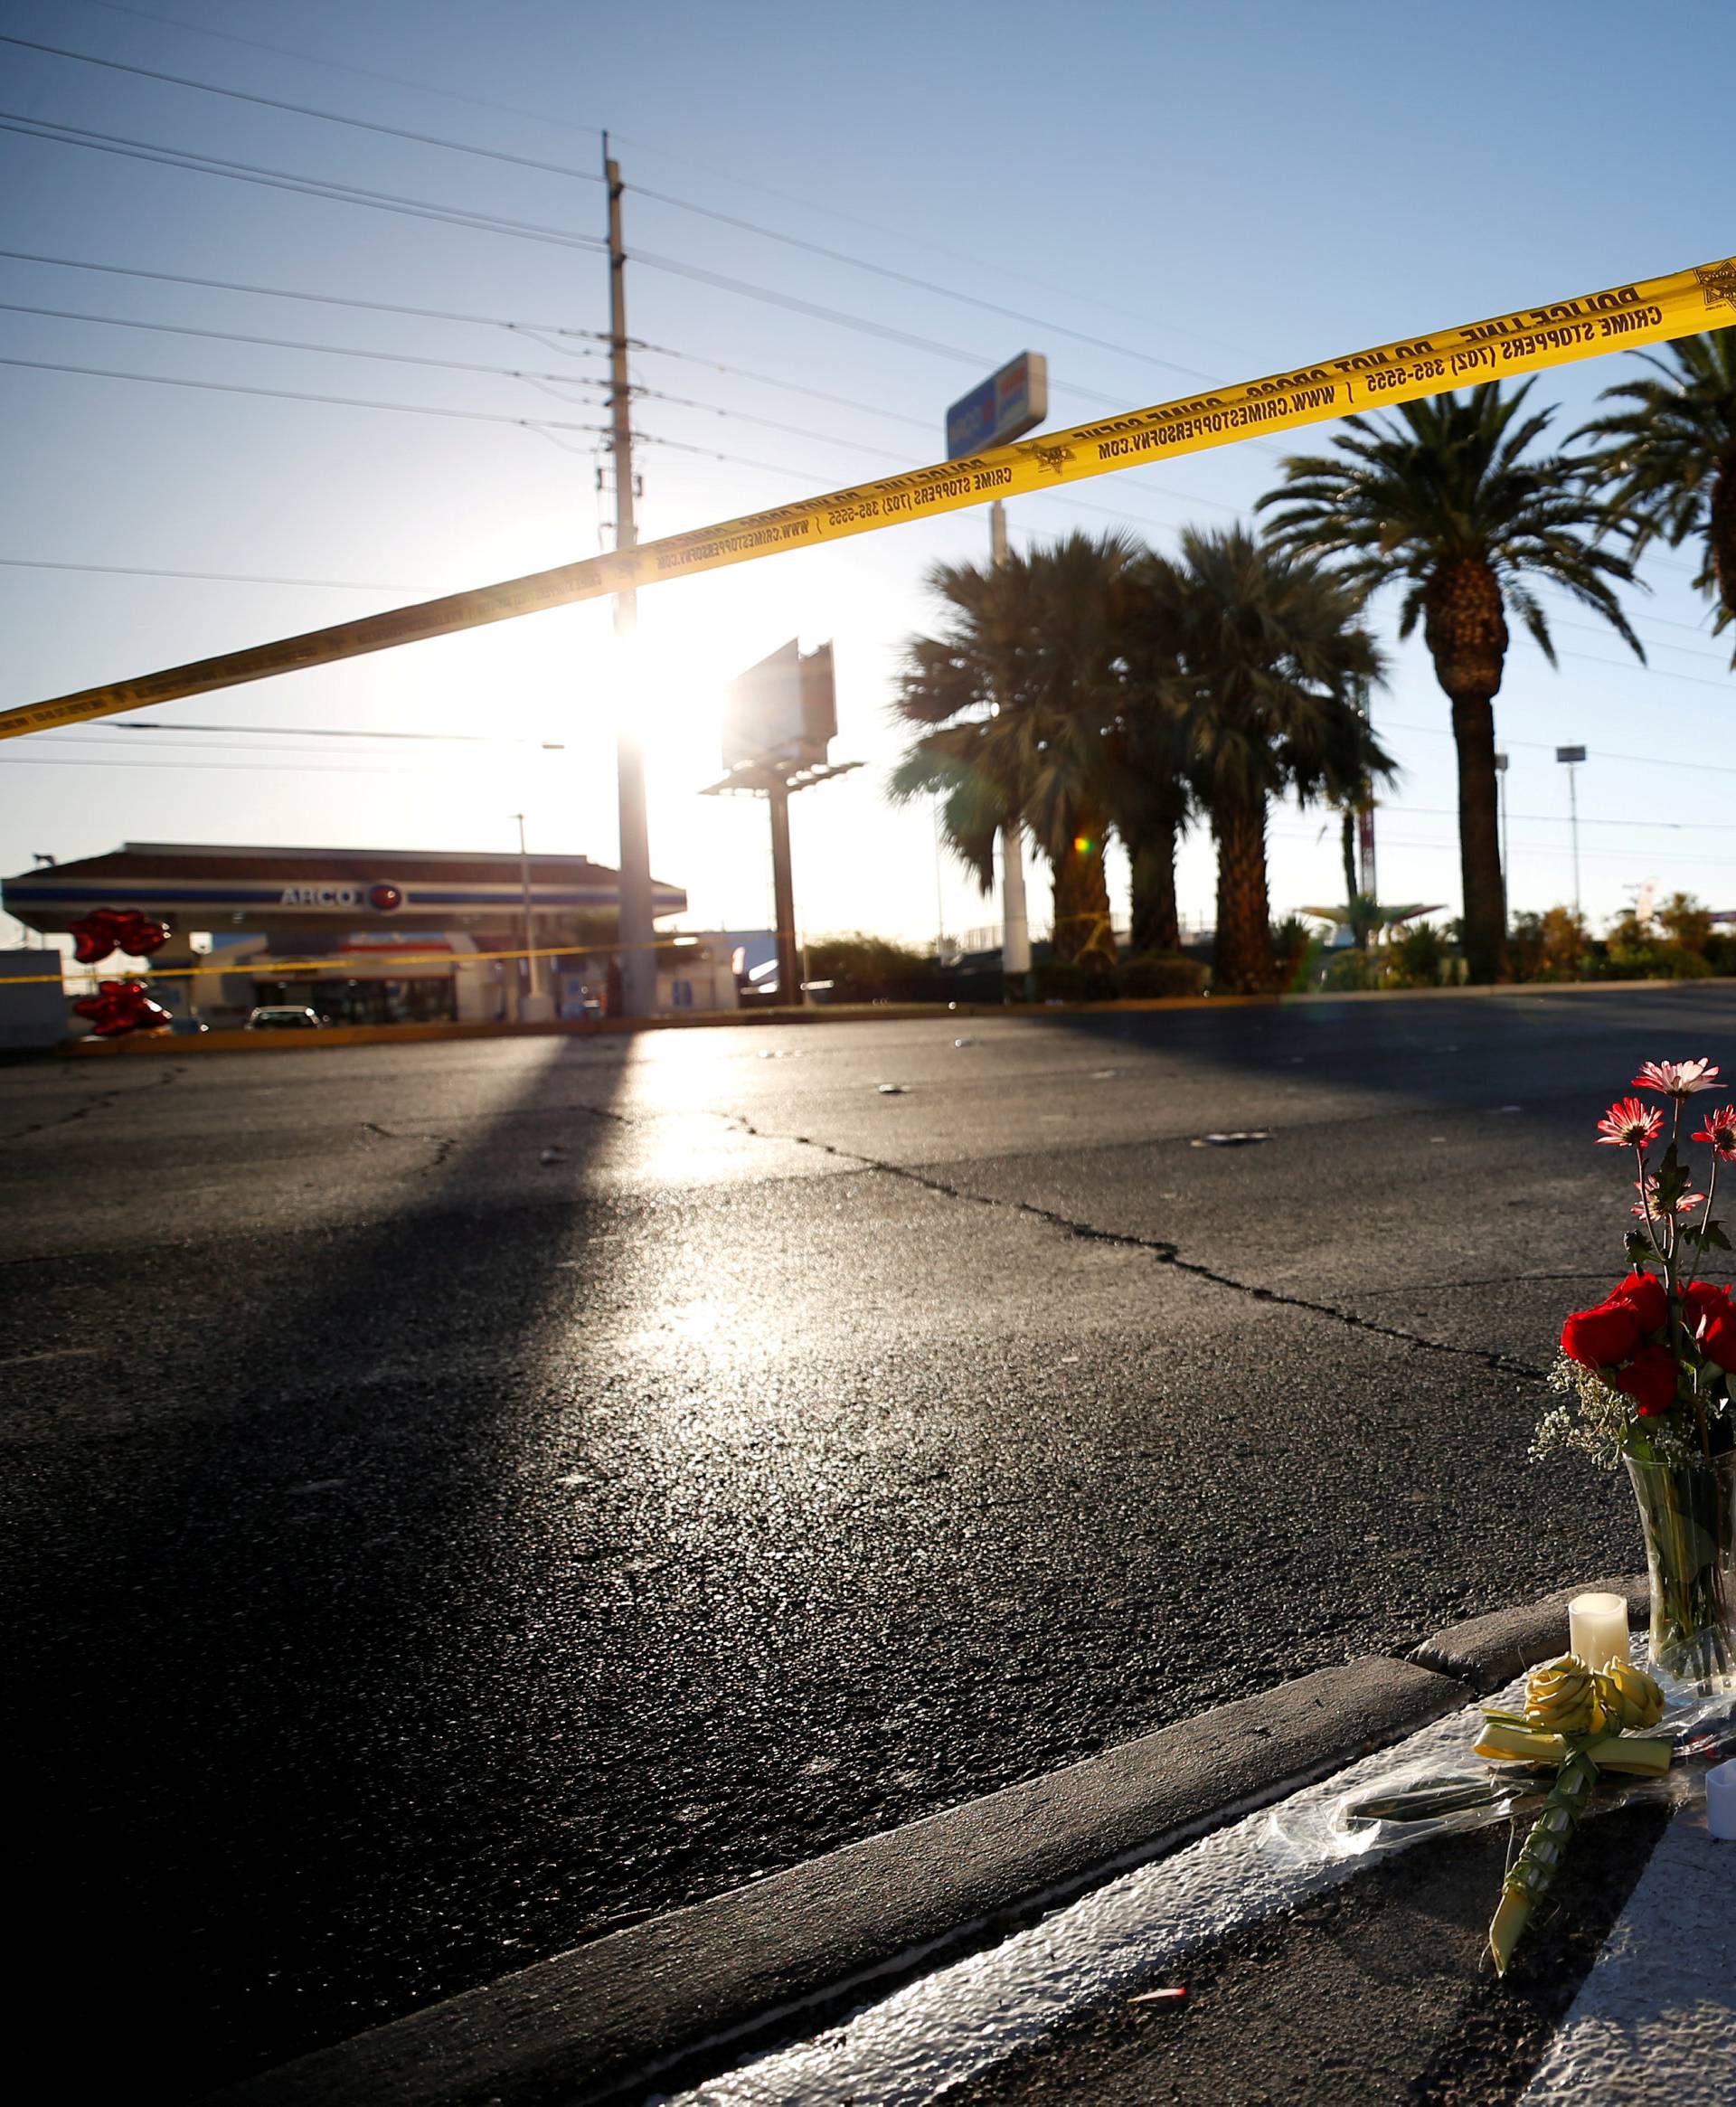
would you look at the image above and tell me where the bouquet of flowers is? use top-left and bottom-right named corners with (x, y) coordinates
top-left (1542, 1058), bottom-right (1736, 1693)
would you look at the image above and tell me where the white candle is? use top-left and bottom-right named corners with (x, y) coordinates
top-left (1708, 1759), bottom-right (1736, 1842)
top-left (1569, 1592), bottom-right (1629, 1670)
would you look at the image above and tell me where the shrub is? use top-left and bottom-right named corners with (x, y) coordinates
top-left (1390, 921), bottom-right (1448, 987)
top-left (1656, 892), bottom-right (1713, 959)
top-left (1318, 947), bottom-right (1384, 991)
top-left (1118, 952), bottom-right (1207, 999)
top-left (1270, 915), bottom-right (1312, 982)
top-left (1510, 907), bottom-right (1591, 982)
top-left (807, 931), bottom-right (934, 984)
top-left (1032, 959), bottom-right (1120, 1003)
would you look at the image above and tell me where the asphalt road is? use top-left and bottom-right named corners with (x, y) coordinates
top-left (7, 987), bottom-right (1731, 2097)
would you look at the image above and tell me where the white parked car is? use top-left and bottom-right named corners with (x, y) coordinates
top-left (245, 1006), bottom-right (325, 1031)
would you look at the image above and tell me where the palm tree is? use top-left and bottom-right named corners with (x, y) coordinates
top-left (891, 532), bottom-right (1137, 966)
top-left (1574, 327), bottom-right (1736, 651)
top-left (1146, 527), bottom-right (1392, 994)
top-left (1107, 556), bottom-right (1194, 956)
top-left (1259, 384), bottom-right (1642, 982)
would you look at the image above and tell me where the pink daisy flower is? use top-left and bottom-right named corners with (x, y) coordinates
top-left (1597, 1097), bottom-right (1664, 1148)
top-left (1693, 1104), bottom-right (1736, 1161)
top-left (1632, 1175), bottom-right (1707, 1219)
top-left (1632, 1058), bottom-right (1723, 1099)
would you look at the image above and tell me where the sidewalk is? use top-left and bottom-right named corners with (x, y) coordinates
top-left (209, 1573), bottom-right (1732, 2107)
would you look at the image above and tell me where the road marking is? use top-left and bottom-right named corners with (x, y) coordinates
top-left (1516, 1799), bottom-right (1735, 2107)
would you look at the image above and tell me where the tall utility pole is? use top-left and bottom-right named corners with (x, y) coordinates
top-left (604, 137), bottom-right (656, 1018)
top-left (993, 497), bottom-right (1033, 986)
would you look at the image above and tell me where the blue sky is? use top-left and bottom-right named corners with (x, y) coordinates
top-left (2, 0), bottom-right (1732, 949)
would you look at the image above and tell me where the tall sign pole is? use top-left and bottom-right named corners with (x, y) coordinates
top-left (767, 778), bottom-right (799, 1007)
top-left (944, 354), bottom-right (1045, 995)
top-left (702, 641), bottom-right (860, 1003)
top-left (605, 137), bottom-right (656, 1018)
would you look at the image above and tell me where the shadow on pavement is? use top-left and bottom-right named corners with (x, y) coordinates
top-left (12, 1042), bottom-right (633, 2097)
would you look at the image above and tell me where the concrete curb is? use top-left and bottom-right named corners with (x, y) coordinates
top-left (1409, 1572), bottom-right (1647, 1696)
top-left (203, 1578), bottom-right (1646, 2107)
top-left (59, 974), bottom-right (1716, 1056)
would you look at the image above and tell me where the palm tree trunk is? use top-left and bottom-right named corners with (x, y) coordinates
top-left (1051, 813), bottom-right (1115, 965)
top-left (1212, 789), bottom-right (1275, 993)
top-left (1712, 452), bottom-right (1735, 628)
top-left (1128, 816), bottom-right (1181, 954)
top-left (1423, 558), bottom-right (1509, 983)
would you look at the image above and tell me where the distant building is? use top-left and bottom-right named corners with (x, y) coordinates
top-left (0, 950), bottom-right (71, 1048)
top-left (1, 841), bottom-right (735, 1026)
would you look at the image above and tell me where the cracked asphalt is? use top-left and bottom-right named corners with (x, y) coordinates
top-left (6, 987), bottom-right (1731, 2097)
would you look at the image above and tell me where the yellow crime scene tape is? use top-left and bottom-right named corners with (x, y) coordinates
top-left (2, 254), bottom-right (1731, 745)
top-left (0, 935), bottom-right (685, 985)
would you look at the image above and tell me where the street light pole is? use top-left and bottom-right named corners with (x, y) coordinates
top-left (605, 137), bottom-right (656, 1019)
top-left (1556, 745), bottom-right (1586, 924)
top-left (1494, 751), bottom-right (1509, 935)
top-left (511, 811), bottom-right (535, 1018)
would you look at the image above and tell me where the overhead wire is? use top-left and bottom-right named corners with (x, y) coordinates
top-left (626, 181), bottom-right (1223, 388)
top-left (0, 298), bottom-right (618, 389)
top-left (0, 113), bottom-right (608, 256)
top-left (0, 114), bottom-right (1180, 414)
top-left (0, 248), bottom-right (1266, 515)
top-left (1378, 718), bottom-right (1736, 779)
top-left (0, 246), bottom-right (609, 348)
top-left (0, 556), bottom-right (414, 591)
top-left (52, 1), bottom-right (1259, 364)
top-left (0, 351), bottom-right (612, 435)
top-left (0, 32), bottom-right (607, 184)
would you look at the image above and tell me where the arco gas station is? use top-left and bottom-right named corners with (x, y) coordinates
top-left (0, 839), bottom-right (736, 1028)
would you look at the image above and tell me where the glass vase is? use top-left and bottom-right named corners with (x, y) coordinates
top-left (1625, 1449), bottom-right (1736, 1696)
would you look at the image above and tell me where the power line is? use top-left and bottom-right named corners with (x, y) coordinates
top-left (71, 0), bottom-right (615, 165)
top-left (32, 731), bottom-right (566, 758)
top-left (1380, 717), bottom-right (1736, 779)
top-left (0, 556), bottom-right (412, 591)
top-left (0, 750), bottom-right (480, 779)
top-left (634, 342), bottom-right (934, 433)
top-left (0, 113), bottom-right (1122, 397)
top-left (0, 298), bottom-right (967, 463)
top-left (66, 0), bottom-right (1252, 364)
top-left (0, 246), bottom-right (609, 348)
top-left (0, 113), bottom-right (608, 257)
top-left (0, 32), bottom-right (607, 184)
top-left (1393, 803), bottom-right (1736, 835)
top-left (627, 183), bottom-right (1223, 389)
top-left (0, 299), bottom-right (619, 390)
top-left (0, 351), bottom-right (612, 435)
top-left (1541, 609), bottom-right (1734, 667)
top-left (1556, 647), bottom-right (1731, 692)
top-left (0, 248), bottom-right (1255, 507)
top-left (0, 347), bottom-right (839, 485)
top-left (89, 721), bottom-right (567, 744)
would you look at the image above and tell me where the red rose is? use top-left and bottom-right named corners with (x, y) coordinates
top-left (1684, 1280), bottom-right (1731, 1337)
top-left (1610, 1269), bottom-right (1668, 1335)
top-left (1561, 1299), bottom-right (1644, 1369)
top-left (1700, 1309), bottom-right (1736, 1375)
top-left (1612, 1345), bottom-right (1679, 1416)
